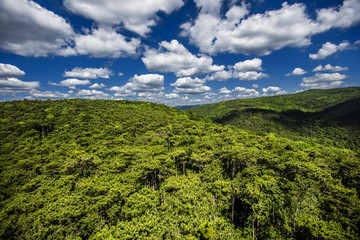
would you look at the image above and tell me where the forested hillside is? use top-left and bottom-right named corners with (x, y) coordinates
top-left (1, 99), bottom-right (360, 239)
top-left (188, 87), bottom-right (360, 151)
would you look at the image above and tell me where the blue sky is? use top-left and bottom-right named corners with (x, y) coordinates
top-left (1, 0), bottom-right (359, 106)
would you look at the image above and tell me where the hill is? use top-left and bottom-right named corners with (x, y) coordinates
top-left (187, 87), bottom-right (360, 151)
top-left (1, 99), bottom-right (359, 239)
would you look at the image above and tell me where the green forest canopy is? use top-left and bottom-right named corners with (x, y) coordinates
top-left (0, 98), bottom-right (359, 239)
top-left (187, 87), bottom-right (360, 152)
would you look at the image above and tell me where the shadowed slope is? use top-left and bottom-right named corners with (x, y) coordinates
top-left (188, 87), bottom-right (360, 150)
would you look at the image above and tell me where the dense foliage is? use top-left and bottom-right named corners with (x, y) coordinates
top-left (188, 87), bottom-right (360, 151)
top-left (1, 99), bottom-right (359, 239)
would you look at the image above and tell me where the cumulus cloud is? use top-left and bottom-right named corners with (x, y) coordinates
top-left (181, 2), bottom-right (317, 55)
top-left (165, 93), bottom-right (180, 99)
top-left (234, 58), bottom-right (263, 72)
top-left (190, 58), bottom-right (268, 81)
top-left (301, 73), bottom-right (347, 89)
top-left (109, 86), bottom-right (137, 98)
top-left (0, 63), bottom-right (25, 77)
top-left (64, 67), bottom-right (112, 79)
top-left (0, 63), bottom-right (39, 94)
top-left (205, 70), bottom-right (232, 81)
top-left (110, 74), bottom-right (164, 97)
top-left (76, 89), bottom-right (110, 99)
top-left (219, 87), bottom-right (232, 94)
top-left (233, 87), bottom-right (260, 98)
top-left (262, 86), bottom-right (287, 95)
top-left (309, 41), bottom-right (350, 60)
top-left (316, 0), bottom-right (360, 29)
top-left (64, 0), bottom-right (184, 36)
top-left (58, 28), bottom-right (140, 58)
top-left (0, 77), bottom-right (40, 94)
top-left (171, 77), bottom-right (211, 94)
top-left (125, 74), bottom-right (164, 92)
top-left (286, 67), bottom-right (307, 76)
top-left (138, 92), bottom-right (164, 101)
top-left (89, 83), bottom-right (106, 89)
top-left (233, 71), bottom-right (268, 81)
top-left (181, 0), bottom-right (360, 55)
top-left (49, 78), bottom-right (90, 89)
top-left (232, 58), bottom-right (268, 80)
top-left (0, 0), bottom-right (74, 57)
top-left (312, 64), bottom-right (348, 72)
top-left (29, 90), bottom-right (70, 99)
top-left (194, 0), bottom-right (222, 15)
top-left (142, 40), bottom-right (224, 77)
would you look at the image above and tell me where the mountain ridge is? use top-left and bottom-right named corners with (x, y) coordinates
top-left (187, 87), bottom-right (360, 151)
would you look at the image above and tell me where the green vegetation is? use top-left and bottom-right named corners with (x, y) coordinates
top-left (188, 87), bottom-right (360, 151)
top-left (1, 98), bottom-right (359, 239)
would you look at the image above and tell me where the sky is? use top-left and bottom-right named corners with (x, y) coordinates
top-left (0, 0), bottom-right (359, 106)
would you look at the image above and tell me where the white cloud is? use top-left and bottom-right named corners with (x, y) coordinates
top-left (233, 71), bottom-right (268, 81)
top-left (204, 58), bottom-right (267, 81)
top-left (233, 87), bottom-right (246, 92)
top-left (233, 87), bottom-right (260, 98)
top-left (138, 92), bottom-right (164, 101)
top-left (232, 58), bottom-right (268, 80)
top-left (165, 93), bottom-right (180, 99)
top-left (262, 86), bottom-right (287, 95)
top-left (0, 77), bottom-right (40, 94)
top-left (301, 73), bottom-right (347, 89)
top-left (312, 64), bottom-right (348, 72)
top-left (219, 87), bottom-right (231, 94)
top-left (0, 0), bottom-right (74, 57)
top-left (309, 41), bottom-right (350, 60)
top-left (64, 67), bottom-right (112, 79)
top-left (262, 86), bottom-right (280, 94)
top-left (110, 74), bottom-right (164, 98)
top-left (49, 78), bottom-right (90, 89)
top-left (63, 0), bottom-right (184, 36)
top-left (181, 2), bottom-right (317, 55)
top-left (126, 74), bottom-right (164, 92)
top-left (110, 86), bottom-right (137, 98)
top-left (142, 40), bottom-right (224, 77)
top-left (59, 28), bottom-right (140, 58)
top-left (76, 89), bottom-right (110, 99)
top-left (0, 63), bottom-right (39, 94)
top-left (181, 0), bottom-right (360, 55)
top-left (89, 83), bottom-right (106, 89)
top-left (252, 84), bottom-right (259, 88)
top-left (171, 57), bottom-right (269, 81)
top-left (225, 4), bottom-right (250, 23)
top-left (316, 0), bottom-right (360, 29)
top-left (29, 90), bottom-right (70, 99)
top-left (0, 63), bottom-right (25, 77)
top-left (171, 77), bottom-right (211, 94)
top-left (234, 58), bottom-right (263, 72)
top-left (205, 70), bottom-right (232, 81)
top-left (224, 94), bottom-right (233, 99)
top-left (286, 67), bottom-right (307, 76)
top-left (194, 0), bottom-right (222, 15)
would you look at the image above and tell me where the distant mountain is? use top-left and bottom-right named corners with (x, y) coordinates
top-left (174, 104), bottom-right (202, 110)
top-left (187, 87), bottom-right (360, 151)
